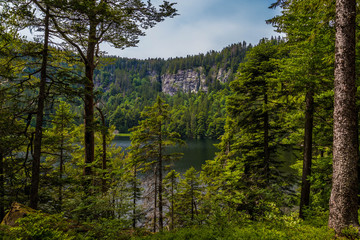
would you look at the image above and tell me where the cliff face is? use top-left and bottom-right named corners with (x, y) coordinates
top-left (160, 67), bottom-right (232, 95)
top-left (216, 68), bottom-right (232, 83)
top-left (95, 42), bottom-right (250, 95)
top-left (161, 68), bottom-right (207, 96)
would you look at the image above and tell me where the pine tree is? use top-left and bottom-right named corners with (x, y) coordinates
top-left (129, 96), bottom-right (183, 231)
top-left (40, 0), bottom-right (177, 183)
top-left (203, 39), bottom-right (292, 218)
top-left (163, 169), bottom-right (180, 230)
top-left (42, 101), bottom-right (76, 212)
top-left (268, 0), bottom-right (336, 218)
top-left (176, 167), bottom-right (202, 227)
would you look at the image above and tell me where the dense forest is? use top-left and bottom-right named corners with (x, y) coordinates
top-left (94, 41), bottom-right (250, 138)
top-left (0, 0), bottom-right (360, 239)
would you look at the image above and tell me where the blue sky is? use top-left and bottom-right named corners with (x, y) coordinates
top-left (103, 0), bottom-right (282, 59)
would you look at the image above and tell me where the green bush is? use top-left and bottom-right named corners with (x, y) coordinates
top-left (133, 218), bottom-right (335, 240)
top-left (0, 224), bottom-right (11, 239)
top-left (7, 212), bottom-right (75, 240)
top-left (80, 218), bottom-right (134, 240)
top-left (341, 225), bottom-right (360, 240)
top-left (0, 209), bottom-right (336, 240)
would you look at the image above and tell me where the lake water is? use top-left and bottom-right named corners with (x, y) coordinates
top-left (113, 136), bottom-right (219, 173)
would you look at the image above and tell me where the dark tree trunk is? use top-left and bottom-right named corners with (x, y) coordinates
top-left (96, 107), bottom-right (107, 193)
top-left (58, 112), bottom-right (65, 212)
top-left (30, 7), bottom-right (50, 209)
top-left (0, 153), bottom-right (4, 221)
top-left (59, 133), bottom-right (64, 212)
top-left (299, 90), bottom-right (314, 219)
top-left (264, 92), bottom-right (270, 180)
top-left (158, 130), bottom-right (163, 231)
top-left (191, 186), bottom-right (194, 222)
top-left (132, 166), bottom-right (137, 229)
top-left (329, 0), bottom-right (359, 233)
top-left (170, 178), bottom-right (174, 230)
top-left (83, 22), bottom-right (96, 183)
top-left (153, 166), bottom-right (157, 232)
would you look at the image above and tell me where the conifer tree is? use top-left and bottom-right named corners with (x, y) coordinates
top-left (126, 142), bottom-right (145, 228)
top-left (227, 39), bottom-right (288, 186)
top-left (268, 0), bottom-right (335, 218)
top-left (42, 100), bottom-right (76, 212)
top-left (35, 0), bottom-right (177, 183)
top-left (203, 39), bottom-right (291, 218)
top-left (163, 169), bottom-right (180, 230)
top-left (1, 0), bottom-right (87, 209)
top-left (129, 96), bottom-right (183, 231)
top-left (177, 167), bottom-right (201, 226)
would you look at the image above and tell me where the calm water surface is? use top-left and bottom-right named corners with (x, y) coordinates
top-left (113, 136), bottom-right (219, 173)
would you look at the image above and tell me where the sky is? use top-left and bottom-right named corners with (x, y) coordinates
top-left (103, 0), bottom-right (282, 59)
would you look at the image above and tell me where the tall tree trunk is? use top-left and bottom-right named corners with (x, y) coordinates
top-left (83, 21), bottom-right (96, 183)
top-left (30, 6), bottom-right (50, 209)
top-left (96, 107), bottom-right (107, 193)
top-left (264, 92), bottom-right (270, 181)
top-left (158, 130), bottom-right (163, 231)
top-left (191, 186), bottom-right (194, 222)
top-left (0, 153), bottom-right (4, 221)
top-left (59, 133), bottom-right (64, 212)
top-left (329, 0), bottom-right (359, 233)
top-left (153, 166), bottom-right (157, 232)
top-left (170, 178), bottom-right (174, 230)
top-left (299, 90), bottom-right (314, 219)
top-left (132, 166), bottom-right (137, 229)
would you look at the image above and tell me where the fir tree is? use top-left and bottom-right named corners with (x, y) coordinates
top-left (128, 96), bottom-right (183, 231)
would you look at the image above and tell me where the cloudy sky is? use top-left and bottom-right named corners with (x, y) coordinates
top-left (103, 0), bottom-right (282, 59)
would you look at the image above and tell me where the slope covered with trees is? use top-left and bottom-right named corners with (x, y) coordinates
top-left (96, 41), bottom-right (251, 138)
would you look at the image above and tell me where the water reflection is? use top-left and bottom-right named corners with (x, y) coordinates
top-left (112, 136), bottom-right (219, 173)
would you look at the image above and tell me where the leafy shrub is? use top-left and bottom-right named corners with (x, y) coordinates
top-left (341, 225), bottom-right (360, 240)
top-left (133, 218), bottom-right (335, 240)
top-left (81, 218), bottom-right (134, 240)
top-left (7, 212), bottom-right (75, 240)
top-left (0, 224), bottom-right (11, 239)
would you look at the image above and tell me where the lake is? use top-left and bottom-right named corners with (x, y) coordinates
top-left (113, 136), bottom-right (219, 173)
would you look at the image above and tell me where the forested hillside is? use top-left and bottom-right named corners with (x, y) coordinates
top-left (96, 41), bottom-right (251, 138)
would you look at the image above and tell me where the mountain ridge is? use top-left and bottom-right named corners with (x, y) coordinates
top-left (95, 41), bottom-right (251, 95)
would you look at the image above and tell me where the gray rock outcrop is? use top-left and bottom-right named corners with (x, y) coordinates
top-left (161, 67), bottom-right (208, 96)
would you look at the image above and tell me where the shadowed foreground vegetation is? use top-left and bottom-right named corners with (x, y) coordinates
top-left (1, 209), bottom-right (341, 240)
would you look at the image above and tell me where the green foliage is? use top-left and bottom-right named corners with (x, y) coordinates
top-left (340, 225), bottom-right (360, 240)
top-left (0, 211), bottom-right (335, 240)
top-left (98, 43), bottom-right (248, 138)
top-left (268, 0), bottom-right (336, 216)
top-left (201, 39), bottom-right (295, 220)
top-left (173, 167), bottom-right (202, 227)
top-left (128, 96), bottom-right (184, 231)
top-left (7, 212), bottom-right (75, 240)
top-left (128, 96), bottom-right (184, 169)
top-left (1, 0), bottom-right (359, 237)
top-left (163, 170), bottom-right (180, 230)
top-left (41, 100), bottom-right (77, 212)
top-left (292, 152), bottom-right (333, 211)
top-left (81, 218), bottom-right (136, 240)
top-left (134, 219), bottom-right (335, 240)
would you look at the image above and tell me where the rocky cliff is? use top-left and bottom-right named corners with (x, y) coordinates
top-left (95, 41), bottom-right (250, 95)
top-left (161, 67), bottom-right (207, 96)
top-left (160, 67), bottom-right (233, 95)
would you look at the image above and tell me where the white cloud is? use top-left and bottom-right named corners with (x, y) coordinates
top-left (103, 0), bottom-right (281, 59)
